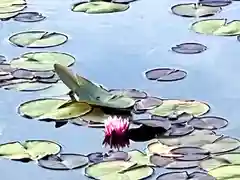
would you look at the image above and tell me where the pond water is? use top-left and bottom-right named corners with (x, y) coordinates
top-left (1, 0), bottom-right (240, 179)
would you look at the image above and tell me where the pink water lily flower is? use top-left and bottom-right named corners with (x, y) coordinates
top-left (102, 116), bottom-right (130, 150)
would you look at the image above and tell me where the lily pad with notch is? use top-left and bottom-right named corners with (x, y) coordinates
top-left (13, 12), bottom-right (46, 22)
top-left (72, 1), bottom-right (129, 14)
top-left (156, 171), bottom-right (215, 180)
top-left (187, 116), bottom-right (228, 130)
top-left (10, 52), bottom-right (75, 71)
top-left (164, 124), bottom-right (195, 137)
top-left (192, 19), bottom-right (240, 36)
top-left (54, 64), bottom-right (135, 109)
top-left (132, 118), bottom-right (171, 131)
top-left (171, 43), bottom-right (207, 54)
top-left (145, 68), bottom-right (187, 82)
top-left (199, 0), bottom-right (232, 7)
top-left (171, 3), bottom-right (221, 17)
top-left (9, 31), bottom-right (68, 48)
top-left (134, 97), bottom-right (163, 112)
top-left (38, 153), bottom-right (88, 170)
top-left (0, 140), bottom-right (61, 161)
top-left (88, 151), bottom-right (129, 163)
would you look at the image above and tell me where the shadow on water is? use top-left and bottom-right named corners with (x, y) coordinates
top-left (0, 0), bottom-right (240, 179)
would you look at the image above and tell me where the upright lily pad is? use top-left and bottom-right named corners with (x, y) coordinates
top-left (18, 98), bottom-right (68, 119)
top-left (145, 68), bottom-right (187, 82)
top-left (85, 160), bottom-right (153, 180)
top-left (10, 52), bottom-right (75, 71)
top-left (54, 64), bottom-right (135, 109)
top-left (72, 1), bottom-right (129, 14)
top-left (149, 99), bottom-right (210, 117)
top-left (171, 43), bottom-right (207, 54)
top-left (13, 12), bottom-right (46, 22)
top-left (192, 19), bottom-right (240, 36)
top-left (38, 101), bottom-right (92, 121)
top-left (38, 153), bottom-right (88, 170)
top-left (171, 3), bottom-right (221, 17)
top-left (188, 116), bottom-right (228, 130)
top-left (9, 31), bottom-right (68, 48)
top-left (0, 140), bottom-right (61, 161)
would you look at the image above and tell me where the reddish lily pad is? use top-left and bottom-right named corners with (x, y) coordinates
top-left (187, 116), bottom-right (228, 130)
top-left (199, 0), bottom-right (232, 7)
top-left (164, 125), bottom-right (194, 137)
top-left (172, 43), bottom-right (207, 54)
top-left (88, 151), bottom-right (129, 163)
top-left (145, 68), bottom-right (187, 82)
top-left (132, 118), bottom-right (171, 130)
top-left (14, 12), bottom-right (46, 22)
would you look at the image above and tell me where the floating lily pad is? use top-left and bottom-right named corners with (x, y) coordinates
top-left (128, 150), bottom-right (154, 167)
top-left (201, 136), bottom-right (240, 154)
top-left (188, 116), bottom-right (228, 130)
top-left (88, 151), bottom-right (129, 163)
top-left (172, 43), bottom-right (207, 54)
top-left (165, 160), bottom-right (199, 169)
top-left (3, 81), bottom-right (52, 91)
top-left (150, 155), bottom-right (173, 167)
top-left (18, 98), bottom-right (68, 119)
top-left (14, 12), bottom-right (46, 22)
top-left (38, 101), bottom-right (92, 121)
top-left (9, 31), bottom-right (68, 48)
top-left (11, 69), bottom-right (34, 79)
top-left (149, 99), bottom-right (210, 117)
top-left (34, 71), bottom-right (55, 79)
top-left (78, 107), bottom-right (109, 124)
top-left (0, 74), bottom-right (13, 81)
top-left (132, 118), bottom-right (171, 130)
top-left (199, 0), bottom-right (232, 7)
top-left (192, 19), bottom-right (240, 36)
top-left (0, 4), bottom-right (26, 14)
top-left (157, 171), bottom-right (215, 180)
top-left (171, 3), bottom-right (221, 17)
top-left (134, 97), bottom-right (163, 112)
top-left (0, 11), bottom-right (19, 20)
top-left (40, 81), bottom-right (70, 97)
top-left (170, 146), bottom-right (209, 161)
top-left (0, 63), bottom-right (16, 72)
top-left (0, 79), bottom-right (30, 87)
top-left (108, 89), bottom-right (147, 99)
top-left (0, 0), bottom-right (26, 7)
top-left (0, 140), bottom-right (61, 161)
top-left (145, 68), bottom-right (187, 82)
top-left (112, 0), bottom-right (137, 3)
top-left (72, 1), bottom-right (129, 14)
top-left (37, 74), bottom-right (59, 83)
top-left (164, 125), bottom-right (195, 137)
top-left (85, 160), bottom-right (153, 179)
top-left (200, 153), bottom-right (240, 171)
top-left (54, 64), bottom-right (135, 109)
top-left (38, 153), bottom-right (88, 170)
top-left (209, 165), bottom-right (240, 179)
top-left (147, 140), bottom-right (175, 156)
top-left (10, 52), bottom-right (75, 71)
top-left (0, 55), bottom-right (6, 64)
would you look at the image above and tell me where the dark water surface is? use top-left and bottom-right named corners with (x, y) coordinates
top-left (0, 0), bottom-right (240, 179)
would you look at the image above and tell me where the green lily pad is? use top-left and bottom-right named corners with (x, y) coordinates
top-left (38, 101), bottom-right (92, 121)
top-left (0, 4), bottom-right (26, 14)
top-left (85, 160), bottom-right (154, 180)
top-left (72, 1), bottom-right (129, 14)
top-left (128, 150), bottom-right (155, 167)
top-left (148, 99), bottom-right (210, 117)
top-left (201, 153), bottom-right (240, 171)
top-left (0, 0), bottom-right (26, 7)
top-left (171, 3), bottom-right (221, 17)
top-left (40, 81), bottom-right (71, 97)
top-left (3, 81), bottom-right (52, 91)
top-left (0, 12), bottom-right (19, 20)
top-left (9, 31), bottom-right (68, 48)
top-left (54, 64), bottom-right (135, 109)
top-left (0, 140), bottom-right (61, 161)
top-left (10, 52), bottom-right (75, 71)
top-left (18, 98), bottom-right (68, 119)
top-left (192, 19), bottom-right (240, 36)
top-left (209, 165), bottom-right (240, 180)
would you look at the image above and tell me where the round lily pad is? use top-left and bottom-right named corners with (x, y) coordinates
top-left (10, 52), bottom-right (75, 71)
top-left (165, 160), bottom-right (199, 169)
top-left (150, 155), bottom-right (173, 167)
top-left (132, 118), bottom-right (171, 130)
top-left (188, 116), bottom-right (228, 130)
top-left (134, 97), bottom-right (163, 112)
top-left (171, 3), bottom-right (221, 17)
top-left (209, 165), bottom-right (240, 179)
top-left (170, 146), bottom-right (210, 161)
top-left (34, 71), bottom-right (55, 79)
top-left (18, 98), bottom-right (68, 119)
top-left (37, 74), bottom-right (59, 83)
top-left (199, 0), bottom-right (232, 7)
top-left (0, 4), bottom-right (26, 14)
top-left (13, 12), bottom-right (46, 22)
top-left (11, 69), bottom-right (34, 79)
top-left (0, 140), bottom-right (61, 161)
top-left (72, 1), bottom-right (129, 14)
top-left (9, 31), bottom-right (68, 48)
top-left (112, 0), bottom-right (137, 3)
top-left (4, 81), bottom-right (52, 92)
top-left (88, 151), bottom-right (129, 163)
top-left (38, 153), bottom-right (88, 170)
top-left (0, 12), bottom-right (19, 20)
top-left (108, 89), bottom-right (147, 99)
top-left (149, 99), bottom-right (210, 117)
top-left (164, 125), bottom-right (195, 137)
top-left (157, 171), bottom-right (215, 180)
top-left (192, 19), bottom-right (240, 36)
top-left (171, 43), bottom-right (207, 54)
top-left (145, 68), bottom-right (187, 82)
top-left (78, 107), bottom-right (109, 124)
top-left (0, 63), bottom-right (16, 72)
top-left (85, 160), bottom-right (154, 179)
